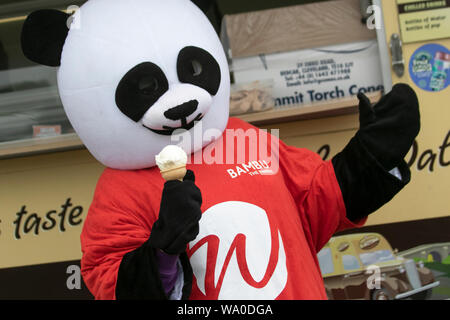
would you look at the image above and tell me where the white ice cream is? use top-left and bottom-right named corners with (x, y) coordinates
top-left (155, 145), bottom-right (188, 171)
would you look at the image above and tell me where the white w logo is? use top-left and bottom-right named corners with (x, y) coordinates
top-left (188, 201), bottom-right (288, 299)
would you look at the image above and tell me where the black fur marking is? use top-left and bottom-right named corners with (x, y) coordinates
top-left (177, 46), bottom-right (221, 95)
top-left (143, 113), bottom-right (203, 136)
top-left (21, 9), bottom-right (70, 67)
top-left (164, 100), bottom-right (199, 121)
top-left (116, 62), bottom-right (169, 122)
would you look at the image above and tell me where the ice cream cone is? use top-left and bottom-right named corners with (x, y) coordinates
top-left (160, 165), bottom-right (187, 181)
top-left (156, 145), bottom-right (188, 181)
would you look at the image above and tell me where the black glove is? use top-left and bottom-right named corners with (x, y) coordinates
top-left (332, 83), bottom-right (420, 222)
top-left (148, 170), bottom-right (202, 255)
top-left (355, 83), bottom-right (420, 171)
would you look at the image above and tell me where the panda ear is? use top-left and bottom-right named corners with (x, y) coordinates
top-left (21, 9), bottom-right (70, 67)
top-left (191, 0), bottom-right (214, 13)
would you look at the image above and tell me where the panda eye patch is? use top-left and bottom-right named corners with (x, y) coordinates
top-left (115, 62), bottom-right (169, 122)
top-left (177, 46), bottom-right (221, 95)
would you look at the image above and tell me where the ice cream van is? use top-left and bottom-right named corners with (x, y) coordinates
top-left (317, 233), bottom-right (440, 300)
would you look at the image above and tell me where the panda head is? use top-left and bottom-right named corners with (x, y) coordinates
top-left (21, 0), bottom-right (230, 169)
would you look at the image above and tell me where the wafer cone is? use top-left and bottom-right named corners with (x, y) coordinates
top-left (160, 165), bottom-right (187, 181)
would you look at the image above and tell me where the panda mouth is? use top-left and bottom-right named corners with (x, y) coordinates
top-left (143, 113), bottom-right (204, 136)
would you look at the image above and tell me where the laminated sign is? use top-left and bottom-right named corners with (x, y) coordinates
top-left (397, 0), bottom-right (450, 43)
top-left (232, 40), bottom-right (384, 108)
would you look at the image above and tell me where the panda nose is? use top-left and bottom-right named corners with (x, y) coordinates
top-left (164, 100), bottom-right (199, 121)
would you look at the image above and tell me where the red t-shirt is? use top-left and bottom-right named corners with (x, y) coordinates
top-left (80, 117), bottom-right (364, 300)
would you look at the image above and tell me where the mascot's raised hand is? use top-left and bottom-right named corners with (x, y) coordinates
top-left (356, 83), bottom-right (420, 171)
top-left (332, 83), bottom-right (420, 222)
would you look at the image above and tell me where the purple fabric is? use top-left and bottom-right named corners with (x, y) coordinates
top-left (155, 249), bottom-right (179, 295)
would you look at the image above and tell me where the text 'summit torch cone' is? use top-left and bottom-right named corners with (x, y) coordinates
top-left (155, 145), bottom-right (188, 182)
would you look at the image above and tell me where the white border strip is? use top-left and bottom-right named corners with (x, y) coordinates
top-left (373, 0), bottom-right (393, 93)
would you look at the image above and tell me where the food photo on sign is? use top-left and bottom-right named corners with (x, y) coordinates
top-left (0, 0), bottom-right (447, 304)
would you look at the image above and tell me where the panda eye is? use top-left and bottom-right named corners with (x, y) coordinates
top-left (115, 62), bottom-right (168, 122)
top-left (139, 75), bottom-right (159, 95)
top-left (177, 46), bottom-right (221, 95)
top-left (190, 60), bottom-right (203, 76)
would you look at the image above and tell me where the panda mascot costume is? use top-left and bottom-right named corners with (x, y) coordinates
top-left (21, 0), bottom-right (420, 300)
